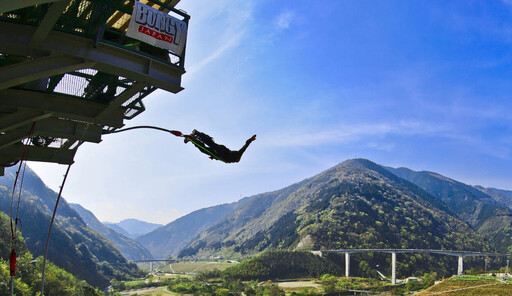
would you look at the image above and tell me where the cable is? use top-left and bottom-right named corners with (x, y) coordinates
top-left (40, 163), bottom-right (72, 296)
top-left (9, 123), bottom-right (35, 296)
top-left (40, 124), bottom-right (89, 295)
top-left (14, 156), bottom-right (29, 236)
top-left (10, 123), bottom-right (35, 244)
top-left (104, 125), bottom-right (224, 162)
top-left (103, 125), bottom-right (182, 136)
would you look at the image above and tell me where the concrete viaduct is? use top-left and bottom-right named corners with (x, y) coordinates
top-left (133, 259), bottom-right (174, 272)
top-left (312, 249), bottom-right (512, 284)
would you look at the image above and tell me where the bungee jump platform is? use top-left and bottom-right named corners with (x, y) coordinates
top-left (0, 0), bottom-right (189, 174)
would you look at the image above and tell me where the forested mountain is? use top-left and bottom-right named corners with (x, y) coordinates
top-left (386, 166), bottom-right (512, 253)
top-left (104, 219), bottom-right (162, 239)
top-left (179, 159), bottom-right (488, 258)
top-left (0, 212), bottom-right (103, 295)
top-left (137, 203), bottom-right (242, 258)
top-left (0, 166), bottom-right (142, 288)
top-left (70, 203), bottom-right (153, 261)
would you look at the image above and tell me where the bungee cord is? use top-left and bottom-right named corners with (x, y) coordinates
top-left (104, 125), bottom-right (224, 162)
top-left (40, 162), bottom-right (73, 296)
top-left (40, 123), bottom-right (90, 296)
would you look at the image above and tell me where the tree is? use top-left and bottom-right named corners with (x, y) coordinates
top-left (320, 274), bottom-right (338, 294)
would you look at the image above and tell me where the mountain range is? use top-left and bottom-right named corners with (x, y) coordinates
top-left (134, 159), bottom-right (512, 261)
top-left (69, 203), bottom-right (153, 261)
top-left (178, 159), bottom-right (489, 257)
top-left (386, 166), bottom-right (512, 253)
top-left (104, 219), bottom-right (162, 239)
top-left (3, 158), bottom-right (512, 285)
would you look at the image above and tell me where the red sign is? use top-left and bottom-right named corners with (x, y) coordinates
top-left (138, 25), bottom-right (174, 44)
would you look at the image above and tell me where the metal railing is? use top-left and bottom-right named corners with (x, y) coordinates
top-left (0, 0), bottom-right (189, 69)
top-left (0, 0), bottom-right (188, 121)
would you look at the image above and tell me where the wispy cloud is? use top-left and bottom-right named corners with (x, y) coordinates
top-left (503, 0), bottom-right (512, 7)
top-left (266, 121), bottom-right (451, 148)
top-left (183, 0), bottom-right (254, 78)
top-left (275, 10), bottom-right (294, 30)
top-left (187, 31), bottom-right (245, 77)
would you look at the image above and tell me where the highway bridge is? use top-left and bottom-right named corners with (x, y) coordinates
top-left (133, 259), bottom-right (174, 271)
top-left (313, 249), bottom-right (512, 284)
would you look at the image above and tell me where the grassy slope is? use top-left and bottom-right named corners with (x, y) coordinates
top-left (417, 276), bottom-right (512, 295)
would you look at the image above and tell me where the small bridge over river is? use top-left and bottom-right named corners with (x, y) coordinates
top-left (312, 249), bottom-right (512, 284)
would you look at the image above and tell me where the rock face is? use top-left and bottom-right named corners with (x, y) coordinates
top-left (296, 234), bottom-right (317, 250)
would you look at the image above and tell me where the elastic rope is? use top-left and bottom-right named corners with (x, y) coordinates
top-left (104, 125), bottom-right (225, 162)
top-left (103, 125), bottom-right (181, 135)
top-left (9, 122), bottom-right (36, 244)
top-left (41, 123), bottom-right (89, 296)
top-left (14, 159), bottom-right (29, 236)
top-left (40, 163), bottom-right (72, 296)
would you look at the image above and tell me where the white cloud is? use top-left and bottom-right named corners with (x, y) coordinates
top-left (182, 0), bottom-right (254, 79)
top-left (275, 10), bottom-right (294, 29)
top-left (187, 31), bottom-right (244, 77)
top-left (503, 0), bottom-right (512, 6)
top-left (266, 121), bottom-right (451, 148)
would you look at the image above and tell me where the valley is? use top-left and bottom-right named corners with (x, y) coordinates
top-left (3, 159), bottom-right (512, 295)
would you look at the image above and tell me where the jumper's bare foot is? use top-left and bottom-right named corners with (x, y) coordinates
top-left (249, 135), bottom-right (257, 142)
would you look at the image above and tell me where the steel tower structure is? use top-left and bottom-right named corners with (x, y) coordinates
top-left (0, 0), bottom-right (189, 175)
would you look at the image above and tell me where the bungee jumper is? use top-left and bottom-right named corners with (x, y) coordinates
top-left (183, 130), bottom-right (256, 163)
top-left (104, 126), bottom-right (256, 163)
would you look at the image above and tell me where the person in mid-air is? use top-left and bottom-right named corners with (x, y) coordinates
top-left (184, 130), bottom-right (256, 163)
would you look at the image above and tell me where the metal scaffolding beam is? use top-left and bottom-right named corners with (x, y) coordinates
top-left (0, 0), bottom-right (68, 14)
top-left (0, 110), bottom-right (53, 131)
top-left (0, 22), bottom-right (184, 93)
top-left (0, 54), bottom-right (97, 90)
top-left (0, 89), bottom-right (125, 128)
top-left (0, 144), bottom-right (76, 165)
top-left (0, 0), bottom-right (188, 173)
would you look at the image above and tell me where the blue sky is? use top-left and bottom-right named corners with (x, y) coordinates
top-left (29, 0), bottom-right (512, 224)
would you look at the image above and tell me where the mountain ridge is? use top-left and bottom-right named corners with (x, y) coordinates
top-left (104, 218), bottom-right (163, 239)
top-left (385, 166), bottom-right (512, 253)
top-left (178, 159), bottom-right (489, 258)
top-left (0, 166), bottom-right (142, 287)
top-left (70, 203), bottom-right (153, 261)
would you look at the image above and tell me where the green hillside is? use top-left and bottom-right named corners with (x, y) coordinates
top-left (0, 212), bottom-right (103, 295)
top-left (386, 166), bottom-right (512, 253)
top-left (223, 250), bottom-right (344, 280)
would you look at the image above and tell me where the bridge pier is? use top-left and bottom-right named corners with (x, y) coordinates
top-left (345, 253), bottom-right (350, 277)
top-left (149, 262), bottom-right (153, 272)
top-left (457, 255), bottom-right (463, 276)
top-left (391, 252), bottom-right (396, 284)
